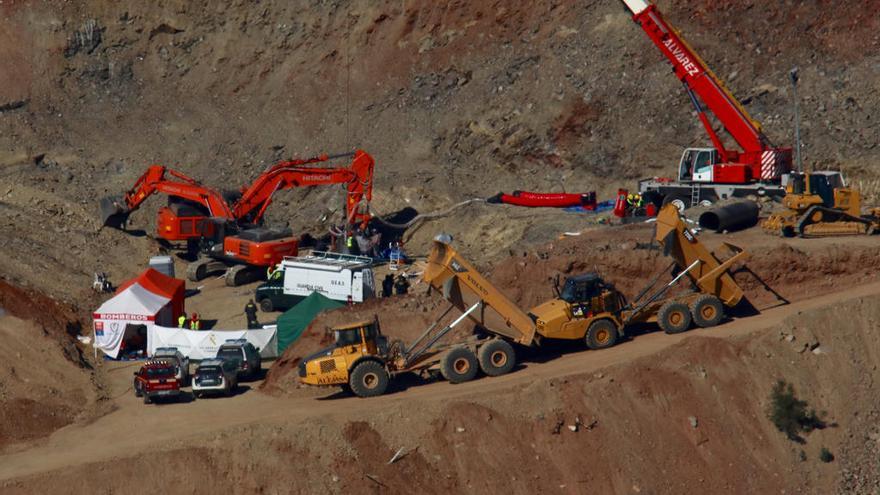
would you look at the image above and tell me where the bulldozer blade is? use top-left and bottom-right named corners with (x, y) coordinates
top-left (99, 196), bottom-right (130, 229)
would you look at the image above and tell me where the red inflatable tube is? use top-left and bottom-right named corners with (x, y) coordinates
top-left (487, 191), bottom-right (597, 208)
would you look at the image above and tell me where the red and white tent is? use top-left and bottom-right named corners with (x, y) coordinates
top-left (93, 269), bottom-right (184, 358)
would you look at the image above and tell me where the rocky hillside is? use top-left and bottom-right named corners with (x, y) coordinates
top-left (1, 0), bottom-right (878, 305)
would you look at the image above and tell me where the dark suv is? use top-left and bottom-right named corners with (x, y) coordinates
top-left (215, 339), bottom-right (262, 379)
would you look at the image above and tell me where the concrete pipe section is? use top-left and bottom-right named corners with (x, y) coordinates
top-left (698, 201), bottom-right (760, 233)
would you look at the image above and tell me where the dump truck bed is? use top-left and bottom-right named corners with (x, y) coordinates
top-left (654, 205), bottom-right (746, 307)
top-left (422, 240), bottom-right (538, 346)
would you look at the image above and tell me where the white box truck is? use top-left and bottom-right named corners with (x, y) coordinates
top-left (254, 252), bottom-right (375, 312)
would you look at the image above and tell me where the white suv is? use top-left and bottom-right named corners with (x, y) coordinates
top-left (192, 358), bottom-right (239, 398)
top-left (153, 347), bottom-right (190, 385)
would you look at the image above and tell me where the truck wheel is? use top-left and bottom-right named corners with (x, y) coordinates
top-left (134, 381), bottom-right (142, 397)
top-left (477, 339), bottom-right (516, 377)
top-left (259, 298), bottom-right (274, 312)
top-left (349, 361), bottom-right (389, 398)
top-left (658, 301), bottom-right (692, 334)
top-left (143, 395), bottom-right (152, 405)
top-left (585, 319), bottom-right (619, 350)
top-left (690, 295), bottom-right (724, 328)
top-left (440, 347), bottom-right (479, 384)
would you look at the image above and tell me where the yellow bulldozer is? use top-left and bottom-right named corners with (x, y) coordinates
top-left (762, 172), bottom-right (880, 237)
top-left (299, 205), bottom-right (750, 398)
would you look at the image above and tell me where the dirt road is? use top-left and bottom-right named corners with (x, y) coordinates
top-left (2, 279), bottom-right (879, 484)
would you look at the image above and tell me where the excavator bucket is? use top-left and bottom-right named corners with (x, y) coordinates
top-left (99, 196), bottom-right (131, 229)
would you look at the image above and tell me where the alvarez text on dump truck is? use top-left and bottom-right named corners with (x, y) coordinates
top-left (299, 205), bottom-right (750, 397)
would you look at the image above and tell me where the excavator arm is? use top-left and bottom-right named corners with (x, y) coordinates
top-left (100, 165), bottom-right (234, 229)
top-left (232, 149), bottom-right (375, 228)
top-left (621, 0), bottom-right (791, 181)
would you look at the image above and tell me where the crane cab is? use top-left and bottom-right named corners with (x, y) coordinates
top-left (678, 148), bottom-right (754, 184)
top-left (678, 148), bottom-right (718, 182)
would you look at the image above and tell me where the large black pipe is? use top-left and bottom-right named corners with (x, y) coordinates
top-left (698, 201), bottom-right (760, 233)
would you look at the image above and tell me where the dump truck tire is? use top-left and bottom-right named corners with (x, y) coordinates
top-left (690, 295), bottom-right (724, 328)
top-left (349, 361), bottom-right (389, 398)
top-left (440, 347), bottom-right (479, 384)
top-left (478, 339), bottom-right (515, 377)
top-left (658, 301), bottom-right (692, 334)
top-left (585, 319), bottom-right (619, 350)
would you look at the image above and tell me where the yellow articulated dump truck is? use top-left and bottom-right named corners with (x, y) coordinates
top-left (299, 205), bottom-right (748, 398)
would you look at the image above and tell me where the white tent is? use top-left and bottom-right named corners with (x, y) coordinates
top-left (93, 284), bottom-right (173, 358)
top-left (147, 325), bottom-right (279, 360)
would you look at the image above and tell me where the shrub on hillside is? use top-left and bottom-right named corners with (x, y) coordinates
top-left (767, 379), bottom-right (826, 443)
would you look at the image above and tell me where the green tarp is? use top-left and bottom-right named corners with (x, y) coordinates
top-left (276, 292), bottom-right (344, 352)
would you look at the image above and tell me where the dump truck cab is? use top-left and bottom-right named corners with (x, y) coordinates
top-left (299, 319), bottom-right (387, 389)
top-left (529, 273), bottom-right (626, 348)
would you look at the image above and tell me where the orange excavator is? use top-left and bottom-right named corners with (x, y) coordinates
top-left (100, 150), bottom-right (375, 286)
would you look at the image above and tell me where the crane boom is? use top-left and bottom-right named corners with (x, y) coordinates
top-left (621, 0), bottom-right (792, 183)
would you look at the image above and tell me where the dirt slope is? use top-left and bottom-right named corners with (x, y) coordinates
top-left (0, 316), bottom-right (99, 450)
top-left (1, 0), bottom-right (879, 309)
top-left (1, 282), bottom-right (879, 494)
top-left (0, 1), bottom-right (879, 492)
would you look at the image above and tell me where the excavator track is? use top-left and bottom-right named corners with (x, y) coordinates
top-left (224, 265), bottom-right (265, 287)
top-left (796, 206), bottom-right (877, 237)
top-left (186, 257), bottom-right (227, 282)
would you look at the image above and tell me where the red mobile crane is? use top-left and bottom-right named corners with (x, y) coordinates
top-left (100, 150), bottom-right (375, 286)
top-left (620, 0), bottom-right (794, 209)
